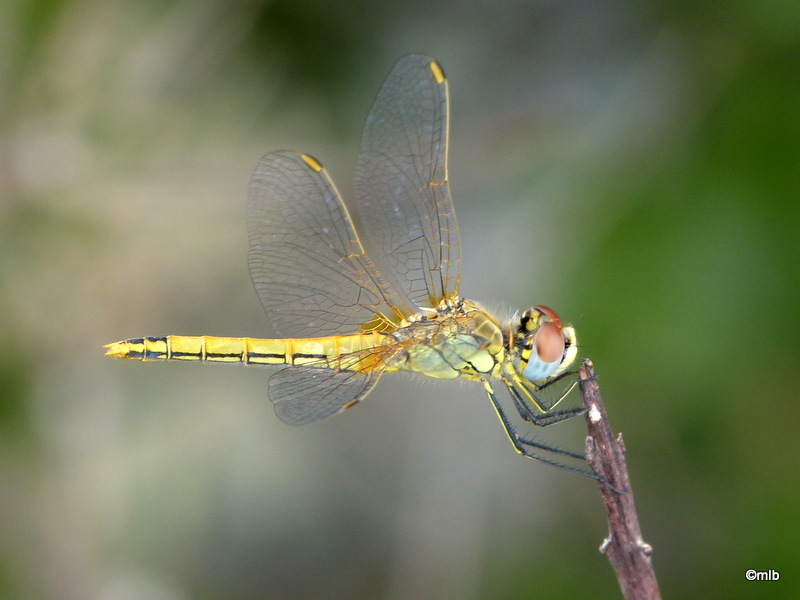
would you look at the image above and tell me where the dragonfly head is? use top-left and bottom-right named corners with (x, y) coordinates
top-left (517, 305), bottom-right (577, 384)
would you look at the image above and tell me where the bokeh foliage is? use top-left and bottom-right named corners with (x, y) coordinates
top-left (1, 1), bottom-right (798, 598)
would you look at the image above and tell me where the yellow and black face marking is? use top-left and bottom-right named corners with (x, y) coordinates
top-left (106, 54), bottom-right (596, 481)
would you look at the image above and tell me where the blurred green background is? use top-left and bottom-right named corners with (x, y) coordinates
top-left (2, 0), bottom-right (798, 598)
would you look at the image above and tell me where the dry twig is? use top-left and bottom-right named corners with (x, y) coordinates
top-left (579, 358), bottom-right (661, 600)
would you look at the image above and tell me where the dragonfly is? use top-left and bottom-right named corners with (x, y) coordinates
top-left (106, 54), bottom-right (591, 476)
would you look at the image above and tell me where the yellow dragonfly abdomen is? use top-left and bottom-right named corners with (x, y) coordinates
top-left (104, 331), bottom-right (389, 368)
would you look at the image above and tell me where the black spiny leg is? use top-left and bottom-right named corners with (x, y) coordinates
top-left (506, 375), bottom-right (587, 426)
top-left (482, 380), bottom-right (602, 481)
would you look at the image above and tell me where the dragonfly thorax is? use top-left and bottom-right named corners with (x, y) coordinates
top-left (388, 299), bottom-right (506, 381)
top-left (516, 305), bottom-right (577, 384)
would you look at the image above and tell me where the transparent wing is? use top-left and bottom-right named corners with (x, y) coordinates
top-left (270, 368), bottom-right (381, 425)
top-left (354, 54), bottom-right (461, 309)
top-left (268, 345), bottom-right (389, 425)
top-left (247, 151), bottom-right (411, 338)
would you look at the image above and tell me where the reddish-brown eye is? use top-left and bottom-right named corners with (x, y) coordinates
top-left (534, 321), bottom-right (566, 363)
top-left (533, 305), bottom-right (563, 328)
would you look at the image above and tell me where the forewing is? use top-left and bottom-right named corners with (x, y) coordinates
top-left (248, 151), bottom-right (411, 337)
top-left (354, 54), bottom-right (461, 309)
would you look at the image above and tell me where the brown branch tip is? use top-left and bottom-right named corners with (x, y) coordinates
top-left (579, 358), bottom-right (661, 600)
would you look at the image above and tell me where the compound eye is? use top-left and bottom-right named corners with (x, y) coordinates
top-left (535, 322), bottom-right (566, 363)
top-left (533, 305), bottom-right (563, 328)
top-left (522, 322), bottom-right (566, 382)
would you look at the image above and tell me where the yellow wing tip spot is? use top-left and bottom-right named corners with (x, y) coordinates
top-left (429, 60), bottom-right (445, 84)
top-left (300, 153), bottom-right (323, 172)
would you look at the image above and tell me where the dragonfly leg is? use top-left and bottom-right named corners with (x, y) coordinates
top-left (536, 368), bottom-right (579, 390)
top-left (506, 373), bottom-right (585, 426)
top-left (482, 379), bottom-right (602, 482)
top-left (529, 406), bottom-right (589, 427)
top-left (507, 379), bottom-right (538, 422)
top-left (530, 371), bottom-right (579, 412)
